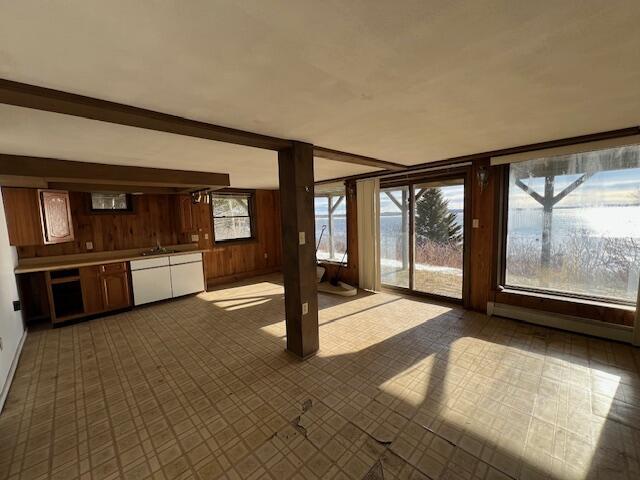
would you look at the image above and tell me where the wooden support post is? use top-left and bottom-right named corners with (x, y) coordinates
top-left (278, 142), bottom-right (319, 358)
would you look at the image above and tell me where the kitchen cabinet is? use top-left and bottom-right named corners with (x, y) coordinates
top-left (39, 189), bottom-right (74, 244)
top-left (177, 194), bottom-right (194, 232)
top-left (130, 253), bottom-right (204, 306)
top-left (79, 262), bottom-right (131, 315)
top-left (130, 257), bottom-right (173, 305)
top-left (100, 264), bottom-right (131, 310)
top-left (169, 253), bottom-right (206, 297)
top-left (80, 266), bottom-right (104, 315)
top-left (1, 187), bottom-right (44, 246)
top-left (46, 269), bottom-right (84, 324)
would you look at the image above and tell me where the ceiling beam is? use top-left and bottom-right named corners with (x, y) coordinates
top-left (0, 78), bottom-right (291, 151)
top-left (313, 146), bottom-right (406, 171)
top-left (46, 183), bottom-right (185, 195)
top-left (0, 154), bottom-right (229, 191)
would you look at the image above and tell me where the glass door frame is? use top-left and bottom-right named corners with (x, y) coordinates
top-left (380, 167), bottom-right (472, 306)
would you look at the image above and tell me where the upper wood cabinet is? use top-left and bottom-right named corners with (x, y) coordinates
top-left (177, 194), bottom-right (195, 232)
top-left (38, 190), bottom-right (74, 244)
top-left (1, 187), bottom-right (44, 246)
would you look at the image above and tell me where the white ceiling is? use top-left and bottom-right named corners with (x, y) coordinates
top-left (0, 105), bottom-right (378, 188)
top-left (1, 1), bottom-right (639, 185)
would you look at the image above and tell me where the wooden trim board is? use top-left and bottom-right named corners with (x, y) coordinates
top-left (0, 154), bottom-right (229, 190)
top-left (314, 146), bottom-right (406, 171)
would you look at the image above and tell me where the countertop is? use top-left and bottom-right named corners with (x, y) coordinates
top-left (15, 244), bottom-right (207, 274)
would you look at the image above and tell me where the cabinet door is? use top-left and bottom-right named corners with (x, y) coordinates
top-left (131, 266), bottom-right (172, 305)
top-left (39, 190), bottom-right (74, 244)
top-left (1, 187), bottom-right (44, 246)
top-left (101, 272), bottom-right (131, 310)
top-left (178, 195), bottom-right (194, 232)
top-left (170, 261), bottom-right (205, 297)
top-left (80, 266), bottom-right (104, 314)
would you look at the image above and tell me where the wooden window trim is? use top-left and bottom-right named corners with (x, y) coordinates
top-left (210, 191), bottom-right (257, 245)
top-left (494, 288), bottom-right (635, 326)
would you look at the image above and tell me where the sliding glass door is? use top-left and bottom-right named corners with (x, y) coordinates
top-left (379, 175), bottom-right (467, 302)
top-left (413, 179), bottom-right (465, 299)
top-left (380, 186), bottom-right (410, 288)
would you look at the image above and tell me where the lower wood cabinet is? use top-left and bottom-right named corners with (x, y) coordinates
top-left (79, 266), bottom-right (104, 315)
top-left (101, 270), bottom-right (131, 310)
top-left (80, 262), bottom-right (131, 315)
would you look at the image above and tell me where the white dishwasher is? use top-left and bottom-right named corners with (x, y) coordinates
top-left (169, 253), bottom-right (205, 297)
top-left (130, 256), bottom-right (173, 306)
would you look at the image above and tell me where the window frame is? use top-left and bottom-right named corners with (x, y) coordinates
top-left (210, 191), bottom-right (257, 245)
top-left (380, 168), bottom-right (471, 305)
top-left (498, 159), bottom-right (639, 307)
top-left (314, 192), bottom-right (348, 264)
top-left (89, 192), bottom-right (134, 214)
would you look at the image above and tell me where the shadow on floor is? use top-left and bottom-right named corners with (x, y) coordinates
top-left (194, 274), bottom-right (640, 479)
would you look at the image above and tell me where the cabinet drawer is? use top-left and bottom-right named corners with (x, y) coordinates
top-left (99, 262), bottom-right (127, 274)
top-left (130, 256), bottom-right (170, 271)
top-left (169, 253), bottom-right (202, 265)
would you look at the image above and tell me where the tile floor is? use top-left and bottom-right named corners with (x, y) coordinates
top-left (1, 274), bottom-right (639, 480)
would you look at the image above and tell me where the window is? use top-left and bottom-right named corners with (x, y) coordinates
top-left (314, 185), bottom-right (347, 263)
top-left (90, 193), bottom-right (132, 212)
top-left (503, 144), bottom-right (640, 304)
top-left (211, 193), bottom-right (254, 242)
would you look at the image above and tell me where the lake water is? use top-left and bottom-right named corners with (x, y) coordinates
top-left (316, 205), bottom-right (640, 250)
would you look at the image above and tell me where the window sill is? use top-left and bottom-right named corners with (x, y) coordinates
top-left (497, 287), bottom-right (635, 311)
top-left (317, 260), bottom-right (349, 266)
top-left (212, 238), bottom-right (257, 247)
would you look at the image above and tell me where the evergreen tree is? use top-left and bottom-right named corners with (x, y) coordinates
top-left (415, 188), bottom-right (462, 244)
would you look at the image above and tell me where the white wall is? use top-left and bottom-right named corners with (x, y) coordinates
top-left (0, 195), bottom-right (25, 411)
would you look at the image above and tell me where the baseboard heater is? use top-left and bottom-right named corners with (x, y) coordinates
top-left (488, 302), bottom-right (634, 344)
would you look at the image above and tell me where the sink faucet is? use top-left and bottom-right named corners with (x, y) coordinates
top-left (147, 240), bottom-right (165, 253)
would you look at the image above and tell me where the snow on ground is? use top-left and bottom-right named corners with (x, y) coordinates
top-left (381, 258), bottom-right (462, 276)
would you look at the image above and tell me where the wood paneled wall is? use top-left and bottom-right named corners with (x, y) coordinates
top-left (13, 188), bottom-right (284, 287)
top-left (468, 159), bottom-right (497, 311)
top-left (17, 191), bottom-right (183, 258)
top-left (203, 190), bottom-right (282, 285)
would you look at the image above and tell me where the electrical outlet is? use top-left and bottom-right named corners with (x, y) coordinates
top-left (264, 253), bottom-right (268, 259)
top-left (204, 233), bottom-right (209, 240)
top-left (12, 300), bottom-right (21, 312)
top-left (299, 231), bottom-right (306, 245)
top-left (86, 241), bottom-right (94, 250)
top-left (302, 302), bottom-right (309, 315)
top-left (190, 234), bottom-right (199, 242)
top-left (472, 219), bottom-right (480, 228)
